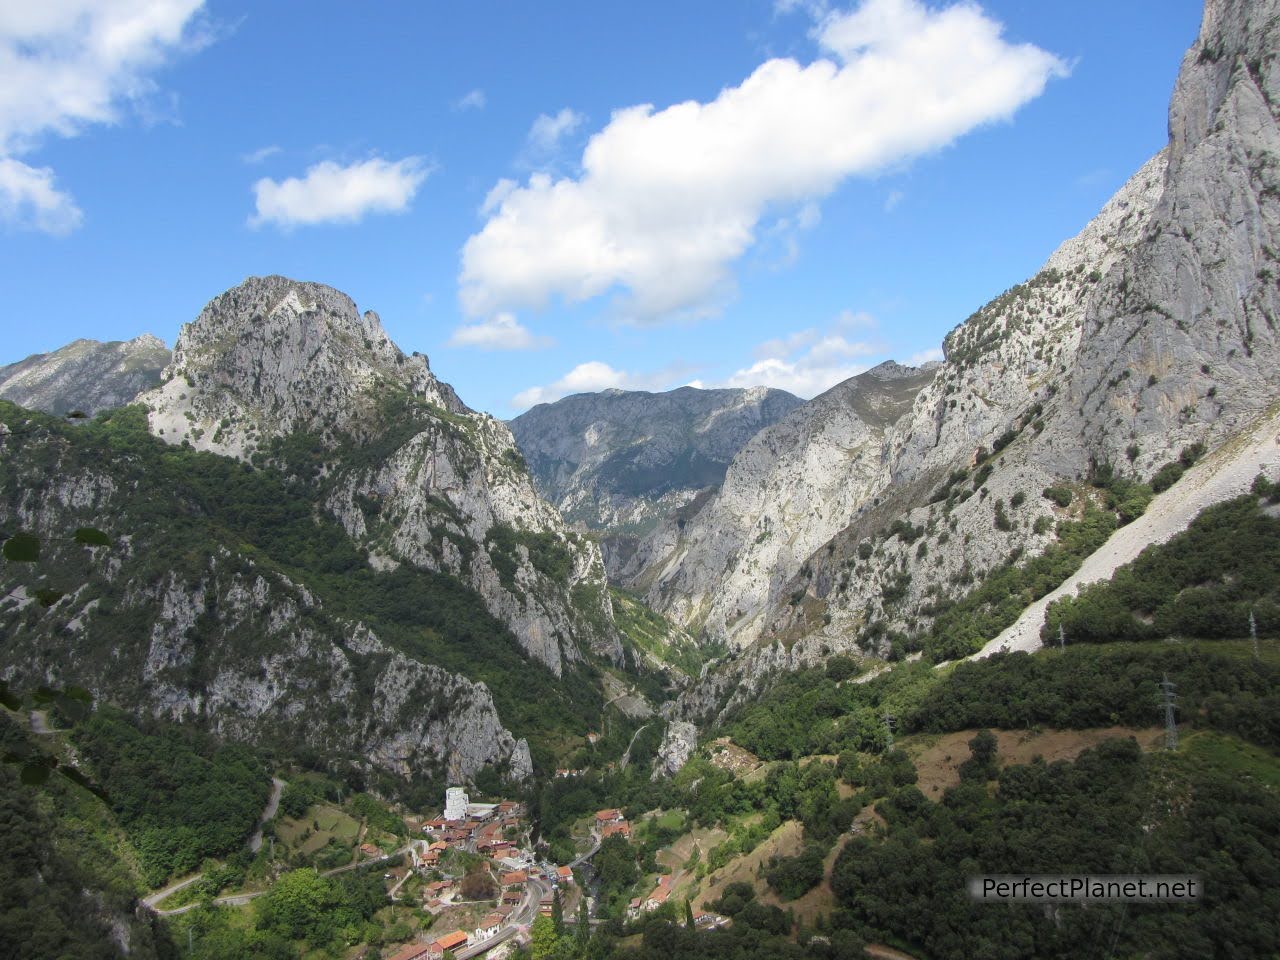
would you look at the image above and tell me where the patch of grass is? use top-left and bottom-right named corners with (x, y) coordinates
top-left (1180, 730), bottom-right (1280, 789)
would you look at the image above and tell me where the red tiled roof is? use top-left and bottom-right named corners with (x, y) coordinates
top-left (433, 930), bottom-right (469, 950)
top-left (386, 944), bottom-right (432, 960)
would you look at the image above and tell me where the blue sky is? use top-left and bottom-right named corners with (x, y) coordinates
top-left (1, 0), bottom-right (1204, 416)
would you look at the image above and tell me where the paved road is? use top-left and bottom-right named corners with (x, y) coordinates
top-left (454, 877), bottom-right (549, 959)
top-left (248, 778), bottom-right (286, 854)
top-left (568, 833), bottom-right (601, 868)
top-left (149, 846), bottom-right (412, 916)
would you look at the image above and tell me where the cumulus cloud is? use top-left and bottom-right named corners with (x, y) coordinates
top-left (461, 0), bottom-right (1066, 323)
top-left (527, 108), bottom-right (585, 153)
top-left (249, 157), bottom-right (429, 229)
top-left (511, 361), bottom-right (686, 410)
top-left (447, 312), bottom-right (552, 350)
top-left (454, 89), bottom-right (487, 111)
top-left (0, 0), bottom-right (209, 233)
top-left (718, 309), bottom-right (881, 397)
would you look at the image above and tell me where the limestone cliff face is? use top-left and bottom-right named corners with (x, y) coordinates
top-left (509, 386), bottom-right (802, 535)
top-left (0, 335), bottom-right (169, 416)
top-left (137, 276), bottom-right (621, 674)
top-left (661, 0), bottom-right (1280, 721)
top-left (623, 362), bottom-right (937, 648)
top-left (0, 419), bottom-right (532, 783)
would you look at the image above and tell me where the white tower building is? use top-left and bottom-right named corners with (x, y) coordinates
top-left (445, 786), bottom-right (469, 821)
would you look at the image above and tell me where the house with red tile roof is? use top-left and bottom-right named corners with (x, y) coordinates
top-left (500, 870), bottom-right (527, 888)
top-left (386, 943), bottom-right (432, 960)
top-left (474, 912), bottom-right (504, 941)
top-left (427, 930), bottom-right (469, 957)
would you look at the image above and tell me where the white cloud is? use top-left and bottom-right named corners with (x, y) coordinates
top-left (0, 0), bottom-right (209, 233)
top-left (908, 346), bottom-right (943, 365)
top-left (242, 144), bottom-right (281, 164)
top-left (719, 309), bottom-right (881, 397)
top-left (447, 312), bottom-right (552, 350)
top-left (249, 157), bottom-right (429, 229)
top-left (527, 108), bottom-right (585, 153)
top-left (455, 89), bottom-right (487, 111)
top-left (511, 361), bottom-right (684, 410)
top-left (461, 0), bottom-right (1066, 324)
top-left (0, 158), bottom-right (83, 235)
top-left (884, 188), bottom-right (904, 212)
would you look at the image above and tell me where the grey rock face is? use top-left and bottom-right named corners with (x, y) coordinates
top-left (509, 385), bottom-right (802, 534)
top-left (0, 335), bottom-right (169, 416)
top-left (137, 276), bottom-right (621, 674)
top-left (651, 720), bottom-right (698, 779)
top-left (623, 362), bottom-right (937, 648)
top-left (0, 435), bottom-right (529, 783)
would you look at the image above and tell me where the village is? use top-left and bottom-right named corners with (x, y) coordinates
top-left (381, 793), bottom-right (728, 960)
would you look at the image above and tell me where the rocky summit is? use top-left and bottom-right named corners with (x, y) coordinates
top-left (138, 276), bottom-right (622, 676)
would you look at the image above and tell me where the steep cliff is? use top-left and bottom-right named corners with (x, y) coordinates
top-left (509, 386), bottom-right (802, 535)
top-left (0, 335), bottom-right (169, 416)
top-left (623, 362), bottom-right (937, 648)
top-left (0, 403), bottom-right (533, 784)
top-left (137, 276), bottom-right (621, 674)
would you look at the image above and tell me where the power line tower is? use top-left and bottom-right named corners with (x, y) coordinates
top-left (1159, 673), bottom-right (1179, 751)
top-left (883, 714), bottom-right (896, 751)
top-left (1058, 623), bottom-right (1066, 651)
top-left (1250, 609), bottom-right (1259, 661)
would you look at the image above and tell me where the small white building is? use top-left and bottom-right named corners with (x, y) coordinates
top-left (444, 786), bottom-right (469, 821)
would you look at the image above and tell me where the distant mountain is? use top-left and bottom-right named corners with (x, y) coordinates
top-left (509, 386), bottom-right (803, 536)
top-left (0, 335), bottom-right (170, 416)
top-left (619, 361), bottom-right (939, 648)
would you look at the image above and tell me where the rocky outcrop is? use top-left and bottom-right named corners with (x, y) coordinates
top-left (623, 362), bottom-right (937, 648)
top-left (0, 419), bottom-right (531, 783)
top-left (509, 385), bottom-right (802, 535)
top-left (651, 720), bottom-right (698, 779)
top-left (0, 335), bottom-right (169, 416)
top-left (137, 276), bottom-right (621, 674)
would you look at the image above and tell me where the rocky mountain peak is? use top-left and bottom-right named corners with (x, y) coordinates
top-left (141, 275), bottom-right (461, 459)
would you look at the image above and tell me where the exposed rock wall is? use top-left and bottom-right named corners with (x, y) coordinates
top-left (509, 385), bottom-right (802, 535)
top-left (137, 276), bottom-right (621, 673)
top-left (0, 335), bottom-right (169, 416)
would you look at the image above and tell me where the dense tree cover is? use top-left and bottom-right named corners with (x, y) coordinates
top-left (0, 715), bottom-right (173, 959)
top-left (908, 646), bottom-right (1280, 749)
top-left (765, 843), bottom-right (827, 900)
top-left (830, 738), bottom-right (1280, 959)
top-left (1044, 491), bottom-right (1280, 644)
top-left (72, 707), bottom-right (268, 886)
top-left (728, 640), bottom-right (1280, 764)
top-left (170, 867), bottom-right (390, 958)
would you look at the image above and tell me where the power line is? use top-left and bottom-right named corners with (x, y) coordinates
top-left (1159, 673), bottom-right (1178, 751)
